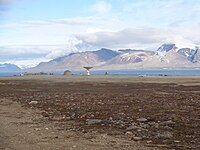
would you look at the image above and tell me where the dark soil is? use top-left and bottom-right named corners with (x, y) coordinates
top-left (0, 77), bottom-right (199, 149)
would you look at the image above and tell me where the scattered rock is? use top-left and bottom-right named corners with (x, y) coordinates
top-left (160, 120), bottom-right (175, 126)
top-left (34, 128), bottom-right (41, 131)
top-left (29, 101), bottom-right (38, 105)
top-left (125, 131), bottom-right (133, 136)
top-left (70, 113), bottom-right (76, 119)
top-left (147, 140), bottom-right (153, 144)
top-left (54, 136), bottom-right (59, 139)
top-left (126, 125), bottom-right (143, 131)
top-left (51, 115), bottom-right (66, 121)
top-left (125, 131), bottom-right (134, 140)
top-left (86, 119), bottom-right (103, 125)
top-left (137, 118), bottom-right (148, 122)
top-left (132, 136), bottom-right (142, 141)
top-left (41, 111), bottom-right (49, 117)
top-left (174, 140), bottom-right (181, 143)
top-left (157, 131), bottom-right (173, 138)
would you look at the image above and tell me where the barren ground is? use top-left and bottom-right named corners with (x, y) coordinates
top-left (0, 75), bottom-right (199, 150)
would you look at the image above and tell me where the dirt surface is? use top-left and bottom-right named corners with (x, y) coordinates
top-left (0, 75), bottom-right (200, 150)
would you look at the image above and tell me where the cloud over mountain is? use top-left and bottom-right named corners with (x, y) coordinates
top-left (76, 26), bottom-right (200, 50)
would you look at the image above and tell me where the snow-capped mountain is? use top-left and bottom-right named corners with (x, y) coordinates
top-left (177, 47), bottom-right (199, 63)
top-left (153, 44), bottom-right (199, 64)
top-left (156, 43), bottom-right (177, 57)
top-left (104, 50), bottom-right (155, 65)
top-left (27, 44), bottom-right (200, 72)
top-left (0, 63), bottom-right (21, 72)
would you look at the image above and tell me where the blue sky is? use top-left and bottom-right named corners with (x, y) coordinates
top-left (4, 0), bottom-right (200, 26)
top-left (0, 0), bottom-right (200, 67)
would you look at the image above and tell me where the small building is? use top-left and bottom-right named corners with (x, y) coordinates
top-left (63, 70), bottom-right (72, 75)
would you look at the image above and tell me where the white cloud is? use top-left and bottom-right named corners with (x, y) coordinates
top-left (91, 1), bottom-right (112, 14)
top-left (0, 37), bottom-right (94, 68)
top-left (76, 26), bottom-right (200, 50)
top-left (86, 28), bottom-right (112, 34)
top-left (0, 13), bottom-right (122, 46)
top-left (1, 57), bottom-right (52, 69)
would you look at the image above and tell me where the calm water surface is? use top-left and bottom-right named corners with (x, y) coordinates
top-left (0, 69), bottom-right (200, 77)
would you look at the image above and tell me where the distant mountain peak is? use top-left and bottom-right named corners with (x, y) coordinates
top-left (157, 43), bottom-right (177, 52)
top-left (156, 43), bottom-right (177, 57)
top-left (177, 46), bottom-right (199, 63)
top-left (93, 48), bottom-right (119, 61)
top-left (0, 63), bottom-right (21, 72)
top-left (99, 48), bottom-right (112, 51)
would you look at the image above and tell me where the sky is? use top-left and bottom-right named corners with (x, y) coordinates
top-left (0, 0), bottom-right (200, 68)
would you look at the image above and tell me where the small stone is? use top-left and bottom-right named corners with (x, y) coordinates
top-left (70, 113), bottom-right (76, 119)
top-left (174, 140), bottom-right (181, 143)
top-left (125, 131), bottom-right (134, 136)
top-left (51, 115), bottom-right (65, 121)
top-left (66, 116), bottom-right (71, 120)
top-left (86, 119), bottom-right (103, 125)
top-left (126, 125), bottom-right (142, 131)
top-left (137, 129), bottom-right (142, 132)
top-left (160, 120), bottom-right (175, 126)
top-left (157, 131), bottom-right (173, 138)
top-left (132, 136), bottom-right (142, 141)
top-left (41, 111), bottom-right (49, 117)
top-left (54, 136), bottom-right (59, 139)
top-left (29, 101), bottom-right (38, 105)
top-left (147, 140), bottom-right (152, 144)
top-left (137, 118), bottom-right (148, 122)
top-left (34, 128), bottom-right (40, 131)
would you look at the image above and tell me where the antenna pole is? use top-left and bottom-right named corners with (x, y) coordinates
top-left (83, 67), bottom-right (93, 76)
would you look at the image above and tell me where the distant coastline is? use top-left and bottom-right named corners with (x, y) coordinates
top-left (1, 69), bottom-right (200, 77)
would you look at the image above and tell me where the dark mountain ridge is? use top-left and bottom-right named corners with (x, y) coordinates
top-left (0, 63), bottom-right (21, 72)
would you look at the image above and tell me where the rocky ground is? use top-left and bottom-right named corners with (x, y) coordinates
top-left (0, 75), bottom-right (199, 149)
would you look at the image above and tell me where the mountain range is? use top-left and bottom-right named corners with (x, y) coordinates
top-left (27, 43), bottom-right (199, 72)
top-left (0, 63), bottom-right (21, 72)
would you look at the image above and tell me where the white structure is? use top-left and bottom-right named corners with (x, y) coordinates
top-left (84, 67), bottom-right (93, 75)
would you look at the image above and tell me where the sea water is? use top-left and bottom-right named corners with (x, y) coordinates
top-left (1, 69), bottom-right (200, 77)
top-left (85, 69), bottom-right (200, 76)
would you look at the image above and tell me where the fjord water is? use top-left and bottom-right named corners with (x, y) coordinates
top-left (1, 69), bottom-right (200, 77)
top-left (77, 69), bottom-right (200, 76)
top-left (85, 69), bottom-right (200, 76)
top-left (0, 72), bottom-right (23, 77)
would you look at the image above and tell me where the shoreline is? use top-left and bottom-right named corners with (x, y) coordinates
top-left (1, 68), bottom-right (200, 77)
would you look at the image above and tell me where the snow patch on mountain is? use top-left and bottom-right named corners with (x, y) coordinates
top-left (177, 46), bottom-right (199, 63)
top-left (156, 43), bottom-right (177, 57)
